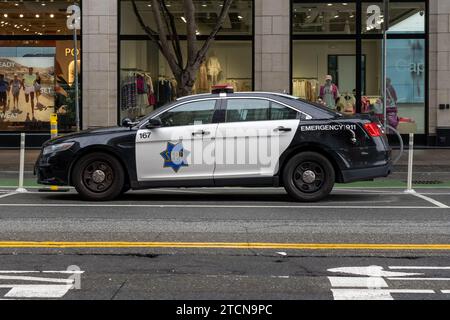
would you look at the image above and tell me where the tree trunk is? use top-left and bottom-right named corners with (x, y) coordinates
top-left (176, 68), bottom-right (197, 97)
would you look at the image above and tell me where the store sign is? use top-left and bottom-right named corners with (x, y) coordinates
top-left (410, 63), bottom-right (425, 75)
top-left (367, 5), bottom-right (382, 30)
top-left (66, 5), bottom-right (81, 30)
top-left (65, 48), bottom-right (81, 57)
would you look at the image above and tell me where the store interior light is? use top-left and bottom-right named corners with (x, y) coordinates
top-left (181, 16), bottom-right (187, 23)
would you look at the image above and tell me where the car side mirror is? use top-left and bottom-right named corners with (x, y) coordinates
top-left (146, 118), bottom-right (162, 129)
top-left (122, 118), bottom-right (135, 128)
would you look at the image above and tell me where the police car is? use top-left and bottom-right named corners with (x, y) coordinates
top-left (35, 86), bottom-right (392, 202)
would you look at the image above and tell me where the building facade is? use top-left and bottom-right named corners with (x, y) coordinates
top-left (0, 0), bottom-right (448, 147)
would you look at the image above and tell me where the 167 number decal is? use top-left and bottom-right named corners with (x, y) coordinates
top-left (139, 132), bottom-right (151, 140)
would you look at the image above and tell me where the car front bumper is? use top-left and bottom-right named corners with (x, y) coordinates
top-left (35, 150), bottom-right (73, 186)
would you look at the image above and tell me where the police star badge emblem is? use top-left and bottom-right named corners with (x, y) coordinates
top-left (160, 141), bottom-right (190, 172)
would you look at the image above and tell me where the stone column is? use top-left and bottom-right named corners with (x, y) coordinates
top-left (430, 0), bottom-right (450, 135)
top-left (82, 0), bottom-right (118, 129)
top-left (254, 0), bottom-right (290, 93)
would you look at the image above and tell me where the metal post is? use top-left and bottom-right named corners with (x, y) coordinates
top-left (16, 133), bottom-right (27, 193)
top-left (50, 113), bottom-right (59, 192)
top-left (73, 25), bottom-right (80, 132)
top-left (382, 0), bottom-right (390, 132)
top-left (405, 133), bottom-right (415, 194)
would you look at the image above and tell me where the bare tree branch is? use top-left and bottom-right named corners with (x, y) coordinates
top-left (150, 0), bottom-right (182, 75)
top-left (160, 0), bottom-right (184, 69)
top-left (183, 0), bottom-right (198, 68)
top-left (194, 0), bottom-right (234, 67)
top-left (131, 0), bottom-right (162, 51)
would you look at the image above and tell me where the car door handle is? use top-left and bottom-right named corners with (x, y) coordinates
top-left (274, 126), bottom-right (292, 132)
top-left (192, 130), bottom-right (210, 136)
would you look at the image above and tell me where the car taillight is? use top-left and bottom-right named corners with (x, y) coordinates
top-left (364, 123), bottom-right (383, 137)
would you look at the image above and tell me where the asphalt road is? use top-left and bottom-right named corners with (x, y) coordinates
top-left (0, 187), bottom-right (449, 300)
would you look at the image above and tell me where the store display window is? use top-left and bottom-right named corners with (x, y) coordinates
top-left (0, 0), bottom-right (81, 36)
top-left (119, 0), bottom-right (254, 123)
top-left (292, 0), bottom-right (427, 136)
top-left (119, 40), bottom-right (252, 122)
top-left (292, 2), bottom-right (356, 35)
top-left (121, 0), bottom-right (253, 36)
top-left (0, 1), bottom-right (81, 132)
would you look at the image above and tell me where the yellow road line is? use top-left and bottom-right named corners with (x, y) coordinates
top-left (0, 242), bottom-right (449, 250)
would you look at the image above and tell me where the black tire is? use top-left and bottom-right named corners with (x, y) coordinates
top-left (72, 152), bottom-right (125, 201)
top-left (283, 152), bottom-right (335, 202)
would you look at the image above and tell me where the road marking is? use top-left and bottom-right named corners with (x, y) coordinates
top-left (0, 203), bottom-right (439, 209)
top-left (328, 266), bottom-right (423, 277)
top-left (406, 191), bottom-right (449, 208)
top-left (0, 284), bottom-right (74, 298)
top-left (388, 277), bottom-right (450, 281)
top-left (389, 266), bottom-right (450, 270)
top-left (442, 290), bottom-right (450, 293)
top-left (0, 270), bottom-right (84, 274)
top-left (331, 289), bottom-right (435, 300)
top-left (328, 265), bottom-right (450, 300)
top-left (0, 192), bottom-right (17, 199)
top-left (0, 241), bottom-right (449, 250)
top-left (328, 277), bottom-right (388, 288)
top-left (0, 275), bottom-right (73, 284)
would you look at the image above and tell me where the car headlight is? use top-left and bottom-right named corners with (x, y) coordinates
top-left (43, 142), bottom-right (75, 155)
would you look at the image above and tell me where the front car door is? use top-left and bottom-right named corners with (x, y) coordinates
top-left (214, 98), bottom-right (301, 183)
top-left (136, 99), bottom-right (219, 183)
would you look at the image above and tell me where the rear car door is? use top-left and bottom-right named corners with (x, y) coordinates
top-left (136, 99), bottom-right (219, 182)
top-left (214, 98), bottom-right (301, 181)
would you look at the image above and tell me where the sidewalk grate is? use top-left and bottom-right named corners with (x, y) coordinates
top-left (403, 180), bottom-right (444, 185)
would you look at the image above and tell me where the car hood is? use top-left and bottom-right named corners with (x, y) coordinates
top-left (43, 127), bottom-right (132, 146)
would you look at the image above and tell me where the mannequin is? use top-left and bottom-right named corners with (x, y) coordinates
top-left (68, 59), bottom-right (81, 86)
top-left (319, 75), bottom-right (340, 110)
top-left (198, 61), bottom-right (209, 92)
top-left (207, 51), bottom-right (222, 85)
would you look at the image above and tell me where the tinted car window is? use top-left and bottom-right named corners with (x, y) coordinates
top-left (226, 99), bottom-right (270, 122)
top-left (271, 102), bottom-right (299, 120)
top-left (226, 99), bottom-right (300, 122)
top-left (157, 100), bottom-right (217, 127)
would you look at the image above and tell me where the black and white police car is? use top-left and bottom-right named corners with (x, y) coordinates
top-left (35, 86), bottom-right (392, 202)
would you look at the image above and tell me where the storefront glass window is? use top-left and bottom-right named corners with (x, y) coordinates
top-left (293, 1), bottom-right (426, 136)
top-left (0, 0), bottom-right (81, 36)
top-left (389, 2), bottom-right (425, 34)
top-left (292, 2), bottom-right (356, 34)
top-left (292, 40), bottom-right (356, 113)
top-left (119, 0), bottom-right (254, 123)
top-left (386, 39), bottom-right (425, 134)
top-left (0, 40), bottom-right (80, 132)
top-left (120, 40), bottom-right (252, 122)
top-left (121, 0), bottom-right (253, 36)
top-left (0, 0), bottom-right (81, 132)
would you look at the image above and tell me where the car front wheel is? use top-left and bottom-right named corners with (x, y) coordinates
top-left (72, 152), bottom-right (125, 201)
top-left (283, 152), bottom-right (335, 202)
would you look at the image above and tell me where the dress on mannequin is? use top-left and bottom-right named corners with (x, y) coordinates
top-left (319, 75), bottom-right (339, 110)
top-left (207, 54), bottom-right (222, 85)
top-left (198, 62), bottom-right (209, 92)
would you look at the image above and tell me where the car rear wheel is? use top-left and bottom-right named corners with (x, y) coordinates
top-left (72, 152), bottom-right (125, 201)
top-left (283, 152), bottom-right (335, 202)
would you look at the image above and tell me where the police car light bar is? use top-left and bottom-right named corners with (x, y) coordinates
top-left (212, 84), bottom-right (234, 94)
